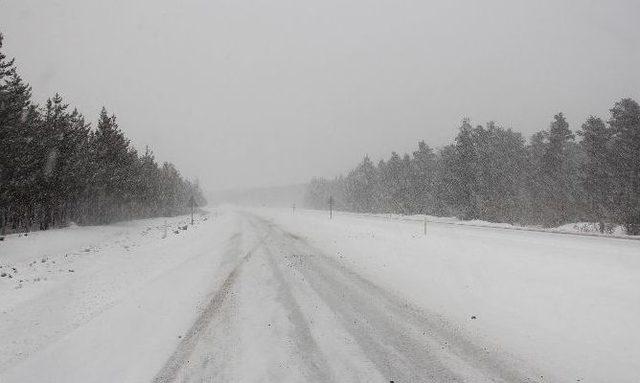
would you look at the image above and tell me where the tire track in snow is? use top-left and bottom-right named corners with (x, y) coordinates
top-left (262, 244), bottom-right (337, 383)
top-left (156, 212), bottom-right (543, 382)
top-left (152, 230), bottom-right (259, 383)
top-left (242, 212), bottom-right (337, 382)
top-left (255, 215), bottom-right (541, 383)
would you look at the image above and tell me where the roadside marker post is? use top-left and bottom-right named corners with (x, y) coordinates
top-left (189, 195), bottom-right (195, 225)
top-left (328, 196), bottom-right (334, 220)
top-left (424, 216), bottom-right (427, 236)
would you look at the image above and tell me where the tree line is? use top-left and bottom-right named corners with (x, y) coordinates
top-left (0, 33), bottom-right (206, 234)
top-left (305, 100), bottom-right (640, 235)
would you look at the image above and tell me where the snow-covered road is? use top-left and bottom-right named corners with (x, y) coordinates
top-left (2, 208), bottom-right (639, 382)
top-left (158, 212), bottom-right (533, 382)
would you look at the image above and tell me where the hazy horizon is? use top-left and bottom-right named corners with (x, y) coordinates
top-left (2, 0), bottom-right (639, 192)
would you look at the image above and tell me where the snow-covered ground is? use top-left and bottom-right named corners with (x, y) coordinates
top-left (0, 212), bottom-right (242, 382)
top-left (255, 208), bottom-right (640, 382)
top-left (1, 207), bottom-right (639, 382)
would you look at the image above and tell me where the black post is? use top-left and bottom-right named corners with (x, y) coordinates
top-left (424, 216), bottom-right (427, 236)
top-left (0, 209), bottom-right (5, 236)
top-left (189, 196), bottom-right (195, 225)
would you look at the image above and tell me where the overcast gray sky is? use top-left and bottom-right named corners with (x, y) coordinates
top-left (1, 0), bottom-right (639, 191)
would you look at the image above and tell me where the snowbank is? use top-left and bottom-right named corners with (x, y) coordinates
top-left (287, 208), bottom-right (640, 240)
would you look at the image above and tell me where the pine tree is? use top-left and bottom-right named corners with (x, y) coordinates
top-left (304, 99), bottom-right (640, 232)
top-left (578, 116), bottom-right (612, 232)
top-left (380, 152), bottom-right (404, 213)
top-left (136, 147), bottom-right (162, 217)
top-left (304, 176), bottom-right (346, 211)
top-left (539, 113), bottom-right (577, 226)
top-left (90, 107), bottom-right (135, 223)
top-left (0, 73), bottom-right (34, 231)
top-left (473, 122), bottom-right (527, 223)
top-left (609, 99), bottom-right (640, 234)
top-left (0, 34), bottom-right (19, 232)
top-left (0, 33), bottom-right (206, 232)
top-left (411, 141), bottom-right (437, 214)
top-left (344, 155), bottom-right (378, 212)
top-left (435, 144), bottom-right (458, 216)
top-left (158, 162), bottom-right (182, 216)
top-left (525, 131), bottom-right (548, 224)
top-left (0, 34), bottom-right (15, 97)
top-left (37, 94), bottom-right (81, 228)
top-left (452, 119), bottom-right (479, 219)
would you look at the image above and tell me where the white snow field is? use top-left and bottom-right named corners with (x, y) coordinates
top-left (1, 208), bottom-right (639, 382)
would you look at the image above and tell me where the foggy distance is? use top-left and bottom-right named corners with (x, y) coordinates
top-left (2, 0), bottom-right (639, 191)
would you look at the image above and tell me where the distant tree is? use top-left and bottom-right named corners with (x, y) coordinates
top-left (379, 152), bottom-right (404, 213)
top-left (305, 99), bottom-right (640, 233)
top-left (609, 99), bottom-right (640, 235)
top-left (538, 113), bottom-right (579, 226)
top-left (375, 159), bottom-right (387, 211)
top-left (36, 94), bottom-right (89, 228)
top-left (0, 72), bottom-right (35, 232)
top-left (0, 34), bottom-right (19, 232)
top-left (434, 144), bottom-right (459, 216)
top-left (158, 162), bottom-right (183, 216)
top-left (411, 141), bottom-right (437, 214)
top-left (399, 154), bottom-right (414, 213)
top-left (304, 176), bottom-right (345, 211)
top-left (473, 122), bottom-right (528, 223)
top-left (524, 131), bottom-right (548, 224)
top-left (0, 32), bottom-right (206, 233)
top-left (344, 155), bottom-right (378, 212)
top-left (135, 147), bottom-right (162, 217)
top-left (577, 116), bottom-right (613, 232)
top-left (452, 119), bottom-right (479, 219)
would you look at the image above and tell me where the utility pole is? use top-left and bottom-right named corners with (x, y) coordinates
top-left (328, 196), bottom-right (334, 220)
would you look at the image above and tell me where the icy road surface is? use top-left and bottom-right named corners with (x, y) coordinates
top-left (1, 208), bottom-right (639, 382)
